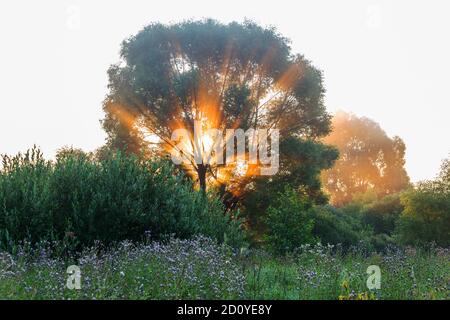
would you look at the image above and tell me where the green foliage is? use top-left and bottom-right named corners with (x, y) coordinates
top-left (242, 138), bottom-right (338, 232)
top-left (263, 188), bottom-right (316, 255)
top-left (362, 193), bottom-right (403, 235)
top-left (311, 194), bottom-right (403, 252)
top-left (248, 185), bottom-right (404, 252)
top-left (396, 157), bottom-right (450, 247)
top-left (0, 147), bottom-right (245, 250)
top-left (311, 205), bottom-right (364, 248)
top-left (397, 189), bottom-right (450, 246)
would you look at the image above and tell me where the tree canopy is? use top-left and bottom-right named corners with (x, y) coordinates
top-left (322, 111), bottom-right (410, 206)
top-left (102, 19), bottom-right (336, 198)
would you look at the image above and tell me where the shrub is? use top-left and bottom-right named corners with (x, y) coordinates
top-left (311, 203), bottom-right (400, 252)
top-left (361, 193), bottom-right (403, 235)
top-left (311, 205), bottom-right (362, 248)
top-left (396, 189), bottom-right (450, 246)
top-left (0, 147), bottom-right (246, 250)
top-left (263, 188), bottom-right (316, 255)
top-left (395, 158), bottom-right (450, 247)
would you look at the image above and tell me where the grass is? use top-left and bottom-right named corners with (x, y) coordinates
top-left (243, 244), bottom-right (449, 300)
top-left (0, 239), bottom-right (448, 300)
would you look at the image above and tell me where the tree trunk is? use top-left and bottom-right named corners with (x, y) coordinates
top-left (197, 164), bottom-right (207, 192)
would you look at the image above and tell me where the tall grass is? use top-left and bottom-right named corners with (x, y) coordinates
top-left (0, 236), bottom-right (245, 299)
top-left (243, 244), bottom-right (449, 300)
top-left (1, 240), bottom-right (447, 300)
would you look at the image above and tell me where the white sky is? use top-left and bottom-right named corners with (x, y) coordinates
top-left (0, 0), bottom-right (449, 182)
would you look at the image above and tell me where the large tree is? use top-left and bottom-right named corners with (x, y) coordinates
top-left (102, 20), bottom-right (335, 198)
top-left (322, 111), bottom-right (410, 206)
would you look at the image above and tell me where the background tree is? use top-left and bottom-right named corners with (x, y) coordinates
top-left (322, 111), bottom-right (410, 206)
top-left (102, 20), bottom-right (335, 199)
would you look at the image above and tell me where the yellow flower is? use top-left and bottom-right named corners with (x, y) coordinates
top-left (357, 292), bottom-right (369, 300)
top-left (341, 280), bottom-right (349, 290)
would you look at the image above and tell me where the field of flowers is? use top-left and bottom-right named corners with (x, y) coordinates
top-left (244, 244), bottom-right (449, 300)
top-left (0, 236), bottom-right (448, 300)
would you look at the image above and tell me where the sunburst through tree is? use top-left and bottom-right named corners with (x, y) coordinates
top-left (102, 20), bottom-right (334, 199)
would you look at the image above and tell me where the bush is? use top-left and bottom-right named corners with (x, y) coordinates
top-left (361, 193), bottom-right (403, 235)
top-left (263, 188), bottom-right (316, 255)
top-left (0, 147), bottom-right (246, 250)
top-left (311, 203), bottom-right (399, 252)
top-left (396, 189), bottom-right (450, 246)
top-left (395, 158), bottom-right (450, 247)
top-left (311, 205), bottom-right (363, 248)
